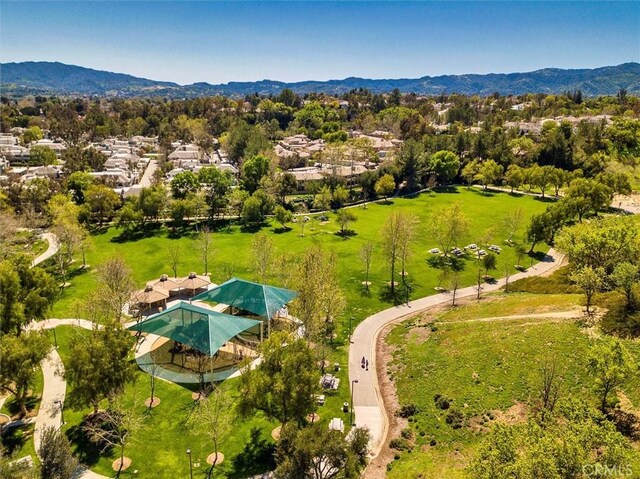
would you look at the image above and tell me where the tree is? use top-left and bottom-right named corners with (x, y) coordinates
top-left (274, 205), bottom-right (293, 230)
top-left (238, 331), bottom-right (318, 426)
top-left (0, 331), bottom-right (50, 416)
top-left (569, 266), bottom-right (605, 314)
top-left (66, 171), bottom-right (94, 204)
top-left (481, 252), bottom-right (497, 278)
top-left (538, 362), bottom-right (560, 422)
top-left (188, 385), bottom-right (235, 472)
top-left (381, 210), bottom-right (416, 297)
top-left (275, 423), bottom-right (371, 479)
top-left (170, 170), bottom-right (200, 199)
top-left (555, 217), bottom-right (640, 274)
top-left (430, 203), bottom-right (469, 257)
top-left (83, 401), bottom-right (144, 474)
top-left (564, 178), bottom-right (612, 221)
top-left (0, 259), bottom-right (57, 335)
top-left (83, 184), bottom-right (120, 226)
top-left (29, 145), bottom-right (57, 166)
top-left (313, 186), bottom-right (332, 212)
top-left (331, 186), bottom-right (349, 209)
top-left (503, 208), bottom-right (523, 244)
top-left (429, 150), bottom-right (460, 184)
top-left (197, 226), bottom-right (214, 276)
top-left (252, 231), bottom-right (276, 284)
top-left (474, 159), bottom-right (503, 190)
top-left (242, 154), bottom-right (272, 194)
top-left (397, 139), bottom-right (427, 191)
top-left (116, 203), bottom-right (143, 234)
top-left (137, 185), bottom-right (168, 223)
top-left (38, 425), bottom-right (78, 479)
top-left (241, 194), bottom-right (265, 226)
top-left (21, 126), bottom-right (43, 146)
top-left (374, 174), bottom-right (395, 201)
top-left (611, 262), bottom-right (639, 308)
top-left (588, 339), bottom-right (635, 413)
top-left (198, 167), bottom-right (233, 218)
top-left (461, 158), bottom-right (481, 186)
top-left (525, 212), bottom-right (550, 254)
top-left (167, 243), bottom-right (181, 278)
top-left (66, 321), bottom-right (135, 414)
top-left (503, 164), bottom-right (524, 193)
top-left (359, 241), bottom-right (374, 291)
top-left (335, 208), bottom-right (357, 236)
top-left (96, 257), bottom-right (135, 323)
top-left (290, 245), bottom-right (344, 347)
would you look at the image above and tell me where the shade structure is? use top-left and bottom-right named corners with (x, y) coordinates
top-left (192, 277), bottom-right (297, 319)
top-left (132, 284), bottom-right (169, 305)
top-left (148, 274), bottom-right (182, 292)
top-left (127, 301), bottom-right (262, 356)
top-left (180, 272), bottom-right (211, 293)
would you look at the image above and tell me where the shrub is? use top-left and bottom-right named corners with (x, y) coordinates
top-left (397, 404), bottom-right (420, 418)
top-left (389, 437), bottom-right (411, 451)
top-left (434, 393), bottom-right (452, 410)
top-left (401, 428), bottom-right (413, 439)
top-left (445, 408), bottom-right (465, 429)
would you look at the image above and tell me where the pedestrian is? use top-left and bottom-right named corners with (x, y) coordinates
top-left (361, 356), bottom-right (365, 368)
top-left (365, 359), bottom-right (369, 371)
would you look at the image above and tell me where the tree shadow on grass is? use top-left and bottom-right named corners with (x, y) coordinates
top-left (334, 229), bottom-right (357, 239)
top-left (66, 420), bottom-right (104, 466)
top-left (272, 226), bottom-right (292, 235)
top-left (533, 196), bottom-right (557, 204)
top-left (0, 424), bottom-right (31, 455)
top-left (427, 255), bottom-right (466, 272)
top-left (3, 394), bottom-right (40, 418)
top-left (433, 186), bottom-right (460, 194)
top-left (110, 223), bottom-right (164, 243)
top-left (228, 427), bottom-right (276, 479)
top-left (469, 188), bottom-right (496, 198)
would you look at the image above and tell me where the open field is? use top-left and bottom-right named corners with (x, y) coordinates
top-left (48, 188), bottom-right (551, 331)
top-left (384, 292), bottom-right (640, 479)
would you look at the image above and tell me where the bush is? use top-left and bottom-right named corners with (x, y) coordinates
top-left (400, 428), bottom-right (413, 439)
top-left (397, 404), bottom-right (420, 418)
top-left (389, 437), bottom-right (411, 451)
top-left (39, 425), bottom-right (78, 479)
top-left (434, 394), bottom-right (452, 410)
top-left (445, 408), bottom-right (465, 429)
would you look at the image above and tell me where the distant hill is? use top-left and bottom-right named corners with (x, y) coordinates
top-left (1, 61), bottom-right (639, 98)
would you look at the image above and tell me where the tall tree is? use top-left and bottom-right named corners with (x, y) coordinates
top-left (0, 331), bottom-right (50, 416)
top-left (238, 331), bottom-right (318, 426)
top-left (588, 339), bottom-right (635, 413)
top-left (381, 210), bottom-right (416, 297)
top-left (430, 203), bottom-right (469, 258)
top-left (197, 226), bottom-right (214, 276)
top-left (359, 241), bottom-right (374, 292)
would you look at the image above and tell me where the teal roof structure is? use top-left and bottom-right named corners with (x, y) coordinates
top-left (127, 301), bottom-right (261, 356)
top-left (192, 277), bottom-right (297, 319)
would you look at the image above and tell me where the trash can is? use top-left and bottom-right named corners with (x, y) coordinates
top-left (334, 362), bottom-right (340, 372)
top-left (343, 402), bottom-right (349, 413)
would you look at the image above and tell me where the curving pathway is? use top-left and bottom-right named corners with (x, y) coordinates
top-left (31, 232), bottom-right (58, 267)
top-left (348, 248), bottom-right (565, 461)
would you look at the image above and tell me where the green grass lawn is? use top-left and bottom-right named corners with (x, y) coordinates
top-left (385, 292), bottom-right (640, 479)
top-left (51, 325), bottom-right (351, 478)
top-left (49, 188), bottom-right (550, 328)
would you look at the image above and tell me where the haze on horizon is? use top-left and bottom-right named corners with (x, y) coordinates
top-left (1, 1), bottom-right (638, 85)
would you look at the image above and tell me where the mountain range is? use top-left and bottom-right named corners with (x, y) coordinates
top-left (1, 61), bottom-right (639, 98)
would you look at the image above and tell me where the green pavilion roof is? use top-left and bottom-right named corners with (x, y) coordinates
top-left (192, 277), bottom-right (297, 319)
top-left (127, 301), bottom-right (261, 357)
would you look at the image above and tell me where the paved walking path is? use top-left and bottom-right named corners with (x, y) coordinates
top-left (31, 232), bottom-right (58, 267)
top-left (348, 248), bottom-right (565, 459)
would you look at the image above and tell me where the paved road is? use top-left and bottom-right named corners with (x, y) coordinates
top-left (31, 232), bottom-right (58, 267)
top-left (348, 248), bottom-right (565, 459)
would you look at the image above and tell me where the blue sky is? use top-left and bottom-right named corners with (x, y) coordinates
top-left (1, 1), bottom-right (638, 84)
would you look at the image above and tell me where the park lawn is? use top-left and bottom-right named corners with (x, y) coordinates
top-left (385, 293), bottom-right (640, 479)
top-left (49, 188), bottom-right (551, 330)
top-left (52, 325), bottom-right (351, 478)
